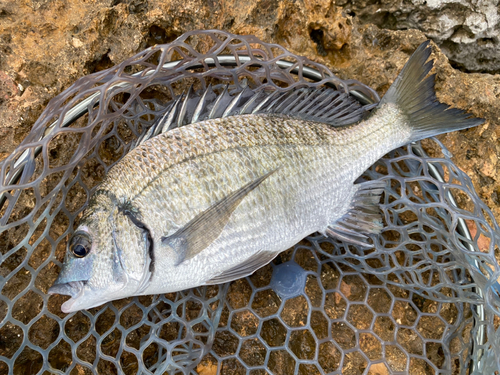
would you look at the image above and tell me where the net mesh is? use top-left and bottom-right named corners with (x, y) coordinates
top-left (0, 29), bottom-right (499, 374)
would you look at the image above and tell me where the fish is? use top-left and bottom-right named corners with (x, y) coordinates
top-left (48, 41), bottom-right (482, 313)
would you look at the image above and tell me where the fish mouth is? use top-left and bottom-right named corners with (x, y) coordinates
top-left (48, 281), bottom-right (85, 313)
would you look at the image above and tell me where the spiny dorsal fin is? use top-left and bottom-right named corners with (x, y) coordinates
top-left (177, 84), bottom-right (194, 128)
top-left (162, 167), bottom-right (279, 265)
top-left (192, 83), bottom-right (215, 123)
top-left (133, 84), bottom-right (373, 148)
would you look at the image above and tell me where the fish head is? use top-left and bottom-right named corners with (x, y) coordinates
top-left (48, 192), bottom-right (151, 313)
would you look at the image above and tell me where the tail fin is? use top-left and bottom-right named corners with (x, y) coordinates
top-left (379, 41), bottom-right (483, 142)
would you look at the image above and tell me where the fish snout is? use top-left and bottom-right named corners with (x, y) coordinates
top-left (48, 280), bottom-right (88, 313)
top-left (48, 280), bottom-right (84, 299)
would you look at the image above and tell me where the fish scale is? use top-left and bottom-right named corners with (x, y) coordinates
top-left (109, 113), bottom-right (402, 199)
top-left (49, 41), bottom-right (483, 313)
top-left (116, 114), bottom-right (406, 293)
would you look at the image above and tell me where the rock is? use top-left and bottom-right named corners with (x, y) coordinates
top-left (0, 0), bottom-right (498, 223)
top-left (340, 0), bottom-right (500, 74)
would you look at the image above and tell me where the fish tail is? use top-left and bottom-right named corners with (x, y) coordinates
top-left (378, 40), bottom-right (483, 142)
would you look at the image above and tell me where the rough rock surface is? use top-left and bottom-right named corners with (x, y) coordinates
top-left (1, 0), bottom-right (498, 225)
top-left (341, 0), bottom-right (500, 73)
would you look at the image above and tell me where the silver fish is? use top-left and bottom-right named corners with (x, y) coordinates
top-left (48, 41), bottom-right (482, 313)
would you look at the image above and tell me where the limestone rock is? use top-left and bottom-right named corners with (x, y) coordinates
top-left (340, 0), bottom-right (500, 73)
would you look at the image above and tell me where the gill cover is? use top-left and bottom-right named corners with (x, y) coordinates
top-left (113, 206), bottom-right (154, 294)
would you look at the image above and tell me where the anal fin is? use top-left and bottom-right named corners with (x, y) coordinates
top-left (326, 180), bottom-right (386, 247)
top-left (205, 250), bottom-right (279, 285)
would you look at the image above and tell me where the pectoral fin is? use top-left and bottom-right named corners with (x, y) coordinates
top-left (162, 168), bottom-right (279, 265)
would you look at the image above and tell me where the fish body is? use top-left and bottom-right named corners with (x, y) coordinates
top-left (115, 110), bottom-right (403, 292)
top-left (49, 41), bottom-right (482, 313)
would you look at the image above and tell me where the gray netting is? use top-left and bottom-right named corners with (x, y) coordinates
top-left (0, 29), bottom-right (499, 374)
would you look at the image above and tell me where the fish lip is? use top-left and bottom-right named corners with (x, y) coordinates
top-left (48, 281), bottom-right (85, 298)
top-left (48, 281), bottom-right (115, 313)
top-left (49, 281), bottom-right (88, 313)
top-left (48, 281), bottom-right (87, 313)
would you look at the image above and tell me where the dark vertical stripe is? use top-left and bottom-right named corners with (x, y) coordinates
top-left (123, 210), bottom-right (155, 275)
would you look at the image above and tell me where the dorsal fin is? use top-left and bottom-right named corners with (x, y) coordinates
top-left (132, 84), bottom-right (374, 148)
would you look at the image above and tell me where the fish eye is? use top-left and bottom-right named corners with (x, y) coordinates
top-left (69, 232), bottom-right (92, 258)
